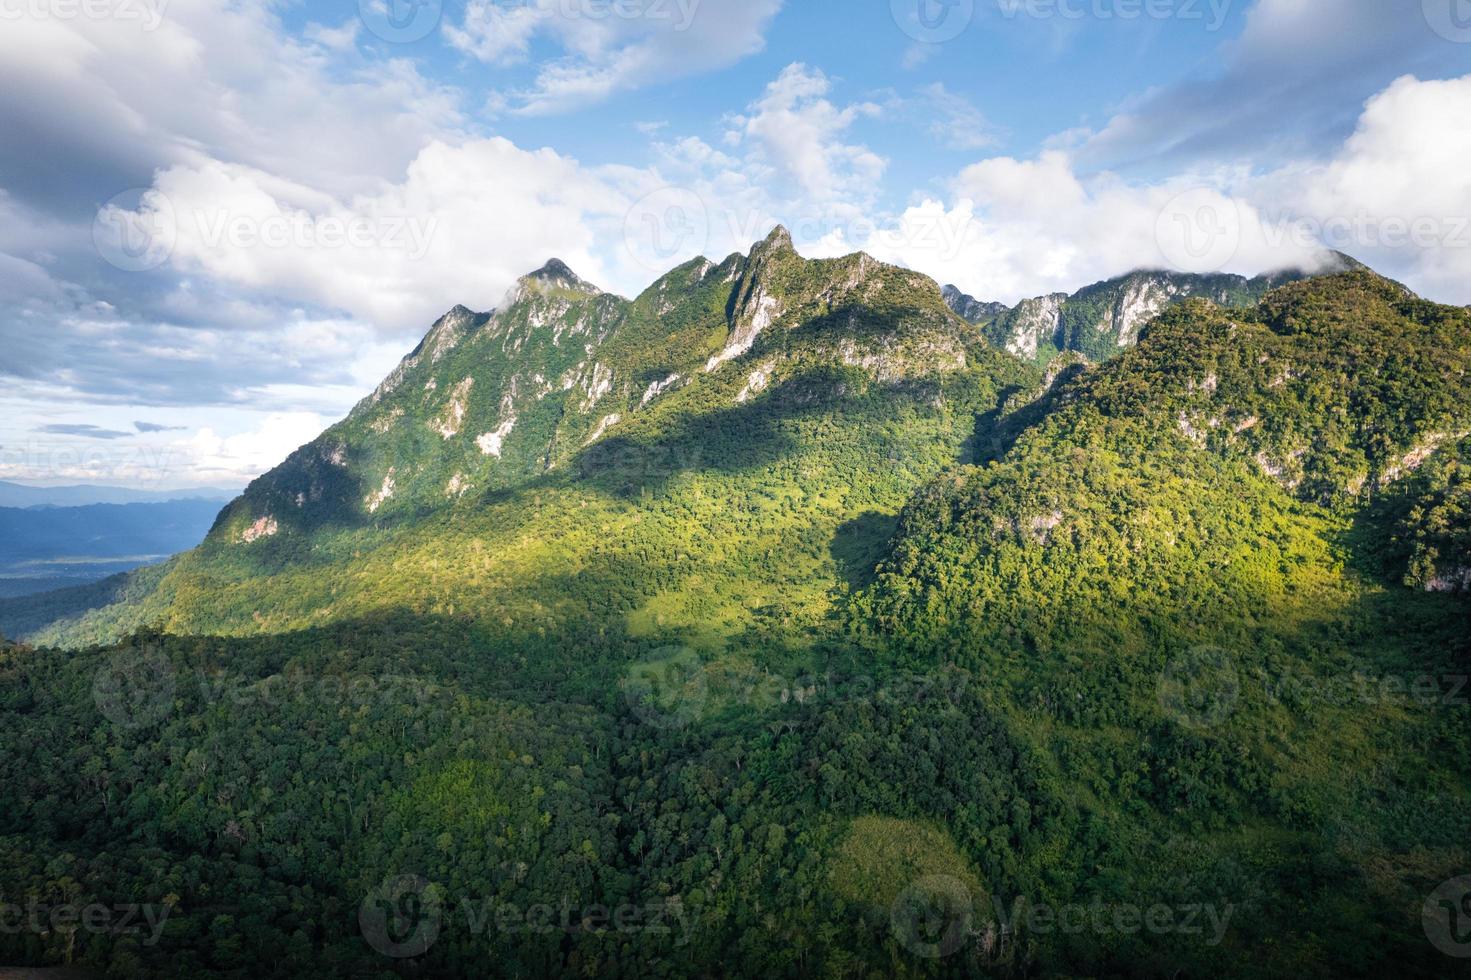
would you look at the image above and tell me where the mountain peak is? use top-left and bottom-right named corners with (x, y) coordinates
top-left (516, 258), bottom-right (601, 298)
top-left (758, 224), bottom-right (794, 253)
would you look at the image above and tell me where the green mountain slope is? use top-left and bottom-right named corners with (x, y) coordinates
top-left (13, 228), bottom-right (1031, 652)
top-left (1, 253), bottom-right (1468, 978)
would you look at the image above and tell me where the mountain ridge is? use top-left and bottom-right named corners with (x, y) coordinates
top-left (943, 251), bottom-right (1366, 362)
top-left (2, 248), bottom-right (1469, 980)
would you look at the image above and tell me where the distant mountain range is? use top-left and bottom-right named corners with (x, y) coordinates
top-left (0, 498), bottom-right (226, 597)
top-left (942, 253), bottom-right (1363, 362)
top-left (0, 480), bottom-right (238, 509)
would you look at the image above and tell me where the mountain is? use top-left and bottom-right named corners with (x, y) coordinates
top-left (939, 284), bottom-right (1008, 325)
top-left (943, 254), bottom-right (1364, 363)
top-left (2, 226), bottom-right (1029, 648)
top-left (1, 240), bottom-right (1468, 979)
top-left (0, 498), bottom-right (224, 597)
top-left (0, 480), bottom-right (238, 508)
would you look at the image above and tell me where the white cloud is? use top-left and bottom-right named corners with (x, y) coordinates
top-left (110, 139), bottom-right (630, 333)
top-left (914, 84), bottom-right (999, 151)
top-left (0, 0), bottom-right (465, 206)
top-left (181, 412), bottom-right (331, 485)
top-left (449, 0), bottom-right (783, 115)
top-left (1075, 0), bottom-right (1461, 172)
top-left (304, 19), bottom-right (362, 53)
top-left (842, 74), bottom-right (1471, 306)
top-left (729, 64), bottom-right (886, 203)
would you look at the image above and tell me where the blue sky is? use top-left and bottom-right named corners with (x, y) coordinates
top-left (1, 0), bottom-right (1469, 487)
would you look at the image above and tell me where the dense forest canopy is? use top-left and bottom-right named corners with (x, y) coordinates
top-left (2, 242), bottom-right (1468, 978)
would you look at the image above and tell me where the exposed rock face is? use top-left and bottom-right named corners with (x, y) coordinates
top-left (240, 516), bottom-right (278, 544)
top-left (950, 260), bottom-right (1358, 364)
top-left (194, 226), bottom-right (1003, 535)
top-left (1425, 566), bottom-right (1471, 594)
top-left (584, 413), bottom-right (621, 445)
top-left (996, 294), bottom-right (1067, 360)
top-left (1111, 276), bottom-right (1179, 346)
top-left (641, 374), bottom-right (680, 406)
top-left (477, 417), bottom-right (517, 458)
top-left (513, 258), bottom-right (603, 301)
top-left (706, 227), bottom-right (793, 372)
top-left (941, 285), bottom-right (1008, 325)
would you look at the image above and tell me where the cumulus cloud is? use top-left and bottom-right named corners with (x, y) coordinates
top-left (181, 412), bottom-right (331, 485)
top-left (839, 73), bottom-right (1471, 306)
top-left (105, 139), bottom-right (632, 332)
top-left (729, 65), bottom-right (885, 203)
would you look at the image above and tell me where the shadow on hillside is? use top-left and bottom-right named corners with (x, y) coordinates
top-left (967, 363), bottom-right (1089, 467)
top-left (829, 511), bottom-right (898, 593)
top-left (569, 368), bottom-right (869, 501)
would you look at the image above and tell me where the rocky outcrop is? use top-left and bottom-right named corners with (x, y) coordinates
top-left (941, 285), bottom-right (1008, 325)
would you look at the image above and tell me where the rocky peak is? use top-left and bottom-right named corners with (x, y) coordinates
top-left (942, 285), bottom-right (1010, 325)
top-left (756, 224), bottom-right (795, 256)
top-left (514, 259), bottom-right (602, 301)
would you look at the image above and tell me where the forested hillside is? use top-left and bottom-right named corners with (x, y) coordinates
top-left (0, 247), bottom-right (1467, 978)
